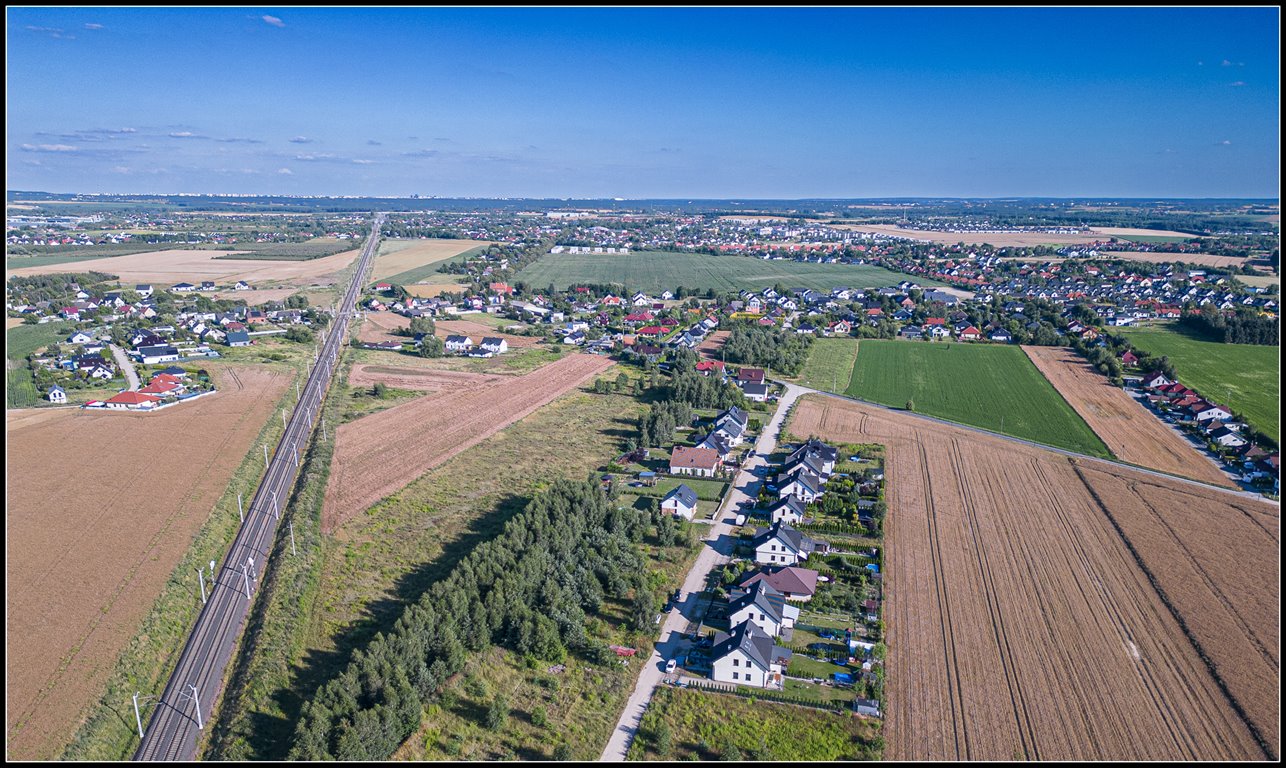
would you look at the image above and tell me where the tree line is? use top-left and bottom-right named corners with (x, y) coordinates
top-left (720, 325), bottom-right (813, 375)
top-left (289, 478), bottom-right (656, 760)
top-left (1178, 305), bottom-right (1279, 346)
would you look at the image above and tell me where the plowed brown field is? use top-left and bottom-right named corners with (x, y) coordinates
top-left (788, 394), bottom-right (1277, 761)
top-left (6, 247), bottom-right (360, 285)
top-left (322, 353), bottom-right (614, 532)
top-left (347, 364), bottom-right (501, 392)
top-left (356, 311), bottom-right (409, 343)
top-left (697, 330), bottom-right (730, 360)
top-left (1022, 346), bottom-right (1233, 487)
top-left (5, 365), bottom-right (290, 760)
top-left (1108, 251), bottom-right (1252, 268)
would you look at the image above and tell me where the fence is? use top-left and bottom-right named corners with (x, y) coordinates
top-left (683, 678), bottom-right (847, 713)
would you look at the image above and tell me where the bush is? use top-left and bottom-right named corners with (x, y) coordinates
top-left (485, 693), bottom-right (509, 731)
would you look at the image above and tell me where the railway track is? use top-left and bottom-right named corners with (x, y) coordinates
top-left (132, 215), bottom-right (384, 761)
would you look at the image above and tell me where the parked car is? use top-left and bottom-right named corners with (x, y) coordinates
top-left (665, 659), bottom-right (677, 674)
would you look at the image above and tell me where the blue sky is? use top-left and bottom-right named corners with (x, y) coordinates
top-left (6, 7), bottom-right (1280, 198)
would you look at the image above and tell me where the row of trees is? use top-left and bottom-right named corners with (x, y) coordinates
top-left (1179, 305), bottom-right (1279, 346)
top-left (638, 400), bottom-right (692, 449)
top-left (290, 478), bottom-right (657, 759)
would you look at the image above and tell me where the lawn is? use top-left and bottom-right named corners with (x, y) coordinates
top-left (626, 685), bottom-right (881, 760)
top-left (794, 337), bottom-right (859, 392)
top-left (205, 384), bottom-right (655, 759)
top-left (633, 476), bottom-right (729, 502)
top-left (1117, 323), bottom-right (1279, 439)
top-left (516, 250), bottom-right (944, 295)
top-left (845, 340), bottom-right (1111, 457)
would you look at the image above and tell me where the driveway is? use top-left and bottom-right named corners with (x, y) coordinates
top-left (599, 386), bottom-right (804, 761)
top-left (108, 343), bottom-right (140, 391)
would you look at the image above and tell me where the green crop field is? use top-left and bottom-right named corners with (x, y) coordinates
top-left (844, 340), bottom-right (1111, 457)
top-left (515, 251), bottom-right (944, 295)
top-left (382, 245), bottom-right (488, 285)
top-left (1118, 323), bottom-right (1279, 439)
top-left (795, 337), bottom-right (859, 392)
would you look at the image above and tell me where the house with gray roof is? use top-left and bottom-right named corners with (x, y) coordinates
top-left (709, 619), bottom-right (792, 689)
top-left (660, 483), bottom-right (698, 520)
top-left (787, 438), bottom-right (837, 475)
top-left (768, 495), bottom-right (807, 525)
top-left (726, 581), bottom-right (799, 639)
top-left (776, 465), bottom-right (824, 503)
top-left (751, 522), bottom-right (818, 566)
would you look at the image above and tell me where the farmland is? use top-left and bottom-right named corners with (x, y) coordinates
top-left (5, 365), bottom-right (291, 760)
top-left (1116, 324), bottom-right (1279, 439)
top-left (1022, 346), bottom-right (1233, 487)
top-left (7, 322), bottom-right (76, 408)
top-left (322, 352), bottom-right (615, 532)
top-left (1107, 251), bottom-right (1255, 268)
top-left (787, 394), bottom-right (1278, 760)
top-left (515, 250), bottom-right (945, 295)
top-left (6, 246), bottom-right (360, 287)
top-left (371, 238), bottom-right (491, 283)
top-left (842, 340), bottom-right (1111, 457)
top-left (206, 379), bottom-right (655, 760)
top-left (794, 337), bottom-right (859, 392)
top-left (833, 224), bottom-right (1203, 247)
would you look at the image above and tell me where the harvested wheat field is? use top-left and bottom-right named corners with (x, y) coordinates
top-left (356, 311), bottom-right (410, 344)
top-left (6, 247), bottom-right (359, 286)
top-left (371, 238), bottom-right (490, 281)
top-left (5, 365), bottom-right (290, 760)
top-left (833, 224), bottom-right (1107, 247)
top-left (1022, 346), bottom-right (1233, 487)
top-left (322, 353), bottom-right (614, 532)
top-left (347, 364), bottom-right (501, 392)
top-left (697, 330), bottom-right (731, 360)
top-left (1092, 227), bottom-right (1204, 239)
top-left (1106, 251), bottom-right (1253, 268)
top-left (788, 394), bottom-right (1277, 761)
top-left (402, 282), bottom-right (466, 298)
top-left (209, 287), bottom-right (309, 306)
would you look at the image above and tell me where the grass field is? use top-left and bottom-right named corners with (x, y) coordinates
top-left (1111, 234), bottom-right (1196, 244)
top-left (515, 251), bottom-right (944, 295)
top-left (626, 686), bottom-right (881, 761)
top-left (374, 239), bottom-right (490, 284)
top-left (206, 384), bottom-right (652, 759)
top-left (1117, 323), bottom-right (1279, 439)
top-left (843, 340), bottom-right (1111, 457)
top-left (795, 337), bottom-right (859, 392)
top-left (5, 243), bottom-right (178, 270)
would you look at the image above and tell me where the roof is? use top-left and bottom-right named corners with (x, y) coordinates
top-left (709, 619), bottom-right (791, 672)
top-left (106, 391), bottom-right (161, 405)
top-left (480, 336), bottom-right (505, 347)
top-left (726, 581), bottom-right (786, 625)
top-left (742, 382), bottom-right (769, 396)
top-left (669, 446), bottom-right (721, 471)
top-left (662, 484), bottom-right (698, 509)
top-left (737, 367), bottom-right (766, 383)
top-left (751, 522), bottom-right (816, 555)
top-left (789, 438), bottom-right (838, 465)
top-left (445, 335), bottom-right (472, 344)
top-left (768, 495), bottom-right (807, 517)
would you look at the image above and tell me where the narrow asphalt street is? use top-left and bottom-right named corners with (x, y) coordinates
top-left (109, 342), bottom-right (140, 391)
top-left (599, 385), bottom-right (805, 761)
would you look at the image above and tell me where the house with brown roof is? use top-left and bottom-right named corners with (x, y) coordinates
top-left (738, 565), bottom-right (819, 602)
top-left (669, 446), bottom-right (721, 478)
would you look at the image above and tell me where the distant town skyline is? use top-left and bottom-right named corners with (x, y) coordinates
top-left (7, 6), bottom-right (1280, 198)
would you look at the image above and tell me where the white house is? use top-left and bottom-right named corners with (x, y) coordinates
top-left (708, 619), bottom-right (791, 690)
top-left (1209, 425), bottom-right (1248, 448)
top-left (444, 335), bottom-right (474, 353)
top-left (669, 446), bottom-right (721, 478)
top-left (47, 385), bottom-right (67, 404)
top-left (768, 495), bottom-right (807, 526)
top-left (66, 331), bottom-right (95, 345)
top-left (1193, 403), bottom-right (1233, 422)
top-left (752, 522), bottom-right (817, 566)
top-left (479, 337), bottom-right (508, 355)
top-left (660, 484), bottom-right (698, 520)
top-left (726, 581), bottom-right (799, 639)
top-left (776, 466), bottom-right (824, 503)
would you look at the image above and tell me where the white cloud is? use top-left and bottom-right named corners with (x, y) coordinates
top-left (21, 143), bottom-right (79, 152)
top-left (1219, 140), bottom-right (1232, 145)
top-left (263, 15), bottom-right (285, 28)
top-left (277, 167), bottom-right (293, 175)
top-left (1229, 81), bottom-right (1246, 87)
top-left (289, 136), bottom-right (314, 144)
top-left (112, 166), bottom-right (131, 174)
top-left (84, 23), bottom-right (104, 30)
top-left (352, 159), bottom-right (374, 165)
top-left (170, 131), bottom-right (197, 138)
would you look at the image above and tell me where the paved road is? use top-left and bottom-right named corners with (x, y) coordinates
top-left (599, 386), bottom-right (805, 761)
top-left (793, 382), bottom-right (1274, 505)
top-left (132, 215), bottom-right (383, 761)
top-left (109, 343), bottom-right (140, 391)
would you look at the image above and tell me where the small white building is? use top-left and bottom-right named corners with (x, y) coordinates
top-left (751, 522), bottom-right (817, 567)
top-left (708, 619), bottom-right (791, 690)
top-left (479, 337), bottom-right (508, 355)
top-left (660, 484), bottom-right (698, 520)
top-left (725, 581), bottom-right (799, 639)
top-left (47, 385), bottom-right (67, 404)
top-left (444, 335), bottom-right (474, 353)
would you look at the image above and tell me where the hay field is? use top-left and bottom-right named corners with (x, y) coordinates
top-left (402, 282), bottom-right (466, 298)
top-left (322, 353), bottom-right (613, 532)
top-left (5, 365), bottom-right (290, 760)
top-left (370, 238), bottom-right (490, 282)
top-left (6, 247), bottom-right (360, 286)
top-left (788, 394), bottom-right (1277, 760)
top-left (1092, 227), bottom-right (1204, 239)
top-left (1105, 252), bottom-right (1254, 268)
top-left (1022, 346), bottom-right (1233, 487)
top-left (833, 224), bottom-right (1105, 247)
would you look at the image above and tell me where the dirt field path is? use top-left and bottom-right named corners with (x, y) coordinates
top-left (788, 393), bottom-right (1277, 761)
top-left (1022, 346), bottom-right (1233, 487)
top-left (5, 364), bottom-right (290, 760)
top-left (322, 353), bottom-right (614, 532)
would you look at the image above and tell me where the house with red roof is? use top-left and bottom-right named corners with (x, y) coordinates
top-left (696, 360), bottom-right (726, 377)
top-left (105, 391), bottom-right (161, 410)
top-left (957, 325), bottom-right (982, 341)
top-left (636, 325), bottom-right (666, 337)
top-left (669, 446), bottom-right (721, 478)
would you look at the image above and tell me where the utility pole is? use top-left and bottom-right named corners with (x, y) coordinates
top-left (295, 380), bottom-right (300, 402)
top-left (189, 684), bottom-right (202, 730)
top-left (264, 444), bottom-right (269, 467)
top-left (241, 561), bottom-right (251, 598)
top-left (197, 568), bottom-right (207, 604)
top-left (237, 492), bottom-right (244, 523)
top-left (289, 520), bottom-right (298, 556)
top-left (281, 409), bottom-right (286, 430)
top-left (272, 491), bottom-right (279, 520)
top-left (132, 692), bottom-right (145, 739)
top-left (321, 418), bottom-right (327, 441)
top-left (293, 443), bottom-right (299, 467)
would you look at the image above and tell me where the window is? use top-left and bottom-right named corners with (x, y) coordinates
top-left (732, 672), bottom-right (738, 680)
top-left (759, 613), bottom-right (765, 621)
top-left (732, 658), bottom-right (739, 667)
